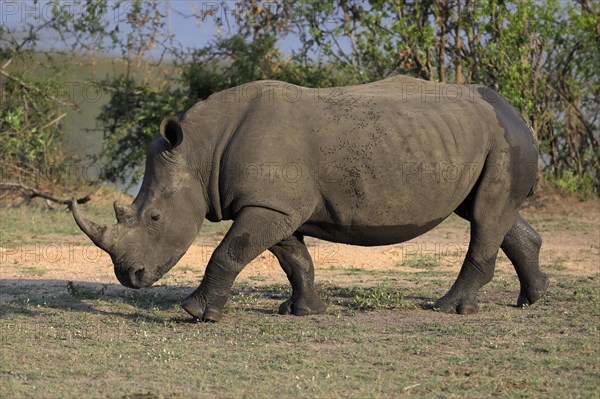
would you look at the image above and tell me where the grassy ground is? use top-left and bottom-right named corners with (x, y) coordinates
top-left (1, 275), bottom-right (598, 398)
top-left (1, 197), bottom-right (599, 398)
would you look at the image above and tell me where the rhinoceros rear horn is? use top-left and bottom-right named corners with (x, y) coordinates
top-left (71, 199), bottom-right (116, 253)
top-left (113, 201), bottom-right (134, 224)
top-left (160, 117), bottom-right (183, 149)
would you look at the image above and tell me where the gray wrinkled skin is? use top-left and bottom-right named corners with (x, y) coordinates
top-left (72, 76), bottom-right (549, 321)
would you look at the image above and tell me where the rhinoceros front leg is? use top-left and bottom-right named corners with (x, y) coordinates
top-left (269, 234), bottom-right (327, 316)
top-left (182, 207), bottom-right (296, 322)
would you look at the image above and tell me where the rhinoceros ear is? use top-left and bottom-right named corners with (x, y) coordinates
top-left (160, 117), bottom-right (184, 149)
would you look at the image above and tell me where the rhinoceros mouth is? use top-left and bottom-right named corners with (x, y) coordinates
top-left (114, 263), bottom-right (157, 289)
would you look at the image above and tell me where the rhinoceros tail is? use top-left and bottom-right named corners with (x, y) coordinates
top-left (527, 178), bottom-right (537, 198)
top-left (524, 121), bottom-right (539, 199)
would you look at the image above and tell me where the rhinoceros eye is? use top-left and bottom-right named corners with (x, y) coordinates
top-left (149, 209), bottom-right (162, 221)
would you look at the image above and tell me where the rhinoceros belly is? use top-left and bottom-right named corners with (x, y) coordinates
top-left (297, 216), bottom-right (447, 246)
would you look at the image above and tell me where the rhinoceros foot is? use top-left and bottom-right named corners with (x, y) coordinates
top-left (433, 291), bottom-right (480, 315)
top-left (181, 293), bottom-right (222, 322)
top-left (278, 295), bottom-right (327, 316)
top-left (517, 273), bottom-right (550, 307)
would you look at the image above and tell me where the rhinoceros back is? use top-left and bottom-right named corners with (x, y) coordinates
top-left (212, 77), bottom-right (506, 243)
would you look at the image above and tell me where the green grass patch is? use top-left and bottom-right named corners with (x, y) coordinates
top-left (198, 220), bottom-right (232, 240)
top-left (545, 257), bottom-right (568, 271)
top-left (350, 284), bottom-right (412, 311)
top-left (19, 266), bottom-right (52, 276)
top-left (399, 254), bottom-right (442, 269)
top-left (66, 281), bottom-right (107, 300)
top-left (0, 202), bottom-right (116, 244)
top-left (325, 265), bottom-right (410, 276)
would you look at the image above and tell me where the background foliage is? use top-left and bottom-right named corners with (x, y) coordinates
top-left (1, 0), bottom-right (598, 196)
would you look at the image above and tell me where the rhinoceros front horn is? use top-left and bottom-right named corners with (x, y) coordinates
top-left (71, 199), bottom-right (116, 253)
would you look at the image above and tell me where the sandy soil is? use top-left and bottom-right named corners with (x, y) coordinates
top-left (2, 199), bottom-right (598, 290)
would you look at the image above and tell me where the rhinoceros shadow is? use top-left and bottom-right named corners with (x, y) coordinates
top-left (0, 279), bottom-right (198, 323)
top-left (0, 279), bottom-right (301, 322)
top-left (0, 279), bottom-right (466, 322)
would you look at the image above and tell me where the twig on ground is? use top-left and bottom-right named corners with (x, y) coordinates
top-left (403, 383), bottom-right (421, 391)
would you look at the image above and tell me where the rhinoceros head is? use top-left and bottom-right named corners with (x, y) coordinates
top-left (72, 117), bottom-right (207, 288)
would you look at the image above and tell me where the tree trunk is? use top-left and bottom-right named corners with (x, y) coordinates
top-left (455, 0), bottom-right (463, 84)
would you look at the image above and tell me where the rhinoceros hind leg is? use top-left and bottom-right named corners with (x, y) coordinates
top-left (501, 212), bottom-right (549, 307)
top-left (433, 251), bottom-right (497, 315)
top-left (435, 153), bottom-right (525, 314)
top-left (269, 234), bottom-right (327, 316)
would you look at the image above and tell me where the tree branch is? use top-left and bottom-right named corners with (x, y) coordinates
top-left (0, 183), bottom-right (90, 207)
top-left (0, 69), bottom-right (80, 111)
